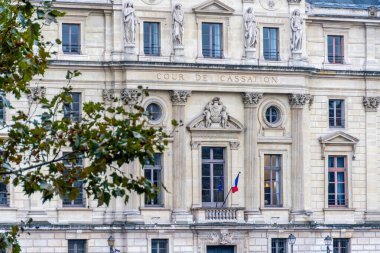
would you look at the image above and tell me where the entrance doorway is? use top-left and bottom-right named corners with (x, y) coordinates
top-left (206, 245), bottom-right (235, 253)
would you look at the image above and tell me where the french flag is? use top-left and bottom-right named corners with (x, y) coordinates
top-left (231, 173), bottom-right (240, 193)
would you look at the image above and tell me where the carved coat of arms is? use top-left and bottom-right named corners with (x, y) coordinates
top-left (260, 0), bottom-right (282, 10)
top-left (203, 97), bottom-right (229, 128)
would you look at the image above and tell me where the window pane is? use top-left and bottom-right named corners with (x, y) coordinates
top-left (144, 22), bottom-right (160, 56)
top-left (328, 157), bottom-right (334, 168)
top-left (337, 157), bottom-right (345, 168)
top-left (202, 147), bottom-right (211, 159)
top-left (212, 147), bottom-right (224, 160)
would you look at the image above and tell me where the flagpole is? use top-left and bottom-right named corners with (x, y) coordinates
top-left (221, 171), bottom-right (241, 208)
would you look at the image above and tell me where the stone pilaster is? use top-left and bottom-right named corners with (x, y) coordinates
top-left (364, 24), bottom-right (379, 70)
top-left (241, 92), bottom-right (264, 223)
top-left (288, 94), bottom-right (313, 223)
top-left (363, 97), bottom-right (380, 221)
top-left (169, 90), bottom-right (192, 223)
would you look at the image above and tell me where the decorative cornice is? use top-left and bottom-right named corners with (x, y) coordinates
top-left (28, 87), bottom-right (46, 102)
top-left (169, 90), bottom-right (191, 105)
top-left (241, 92), bottom-right (263, 107)
top-left (363, 97), bottom-right (380, 111)
top-left (288, 94), bottom-right (313, 107)
top-left (120, 89), bottom-right (139, 104)
top-left (102, 89), bottom-right (115, 102)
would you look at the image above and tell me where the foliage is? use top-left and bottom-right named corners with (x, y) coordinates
top-left (0, 0), bottom-right (171, 251)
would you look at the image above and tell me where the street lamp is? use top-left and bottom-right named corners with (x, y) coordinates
top-left (288, 234), bottom-right (296, 253)
top-left (324, 235), bottom-right (332, 253)
top-left (107, 236), bottom-right (120, 253)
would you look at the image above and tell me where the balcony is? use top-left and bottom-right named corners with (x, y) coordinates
top-left (192, 207), bottom-right (244, 223)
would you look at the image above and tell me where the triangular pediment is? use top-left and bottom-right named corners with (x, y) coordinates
top-left (193, 0), bottom-right (235, 15)
top-left (319, 131), bottom-right (359, 145)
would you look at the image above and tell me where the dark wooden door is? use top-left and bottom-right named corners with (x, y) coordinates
top-left (207, 245), bottom-right (235, 253)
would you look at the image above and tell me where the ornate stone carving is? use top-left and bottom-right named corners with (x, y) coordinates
top-left (290, 9), bottom-right (303, 52)
top-left (28, 87), bottom-right (46, 102)
top-left (190, 141), bottom-right (201, 150)
top-left (121, 89), bottom-right (139, 104)
top-left (244, 8), bottom-right (258, 50)
top-left (202, 97), bottom-right (229, 128)
top-left (288, 0), bottom-right (301, 3)
top-left (369, 6), bottom-right (377, 17)
top-left (241, 92), bottom-right (263, 106)
top-left (288, 94), bottom-right (313, 107)
top-left (207, 230), bottom-right (235, 244)
top-left (169, 90), bottom-right (191, 105)
top-left (363, 97), bottom-right (380, 111)
top-left (124, 2), bottom-right (136, 44)
top-left (229, 142), bottom-right (240, 150)
top-left (260, 0), bottom-right (282, 11)
top-left (102, 89), bottom-right (115, 102)
top-left (172, 4), bottom-right (184, 47)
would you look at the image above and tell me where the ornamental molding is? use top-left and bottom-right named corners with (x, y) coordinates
top-left (288, 94), bottom-right (313, 107)
top-left (28, 87), bottom-right (46, 103)
top-left (121, 89), bottom-right (139, 104)
top-left (169, 90), bottom-right (191, 105)
top-left (192, 0), bottom-right (235, 15)
top-left (363, 97), bottom-right (379, 112)
top-left (241, 92), bottom-right (263, 107)
top-left (187, 97), bottom-right (244, 132)
top-left (102, 89), bottom-right (115, 102)
top-left (319, 131), bottom-right (359, 160)
top-left (288, 0), bottom-right (301, 4)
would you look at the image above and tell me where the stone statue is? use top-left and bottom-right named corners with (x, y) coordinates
top-left (172, 4), bottom-right (184, 46)
top-left (203, 97), bottom-right (229, 128)
top-left (290, 9), bottom-right (303, 52)
top-left (244, 7), bottom-right (258, 49)
top-left (124, 2), bottom-right (136, 44)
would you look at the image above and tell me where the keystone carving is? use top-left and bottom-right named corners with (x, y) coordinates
top-left (28, 87), bottom-right (46, 102)
top-left (241, 92), bottom-right (263, 106)
top-left (288, 94), bottom-right (313, 107)
top-left (169, 90), bottom-right (191, 105)
top-left (363, 97), bottom-right (380, 111)
top-left (121, 89), bottom-right (139, 104)
top-left (102, 89), bottom-right (115, 102)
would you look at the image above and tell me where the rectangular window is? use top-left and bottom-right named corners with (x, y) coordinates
top-left (62, 24), bottom-right (80, 54)
top-left (333, 238), bottom-right (349, 253)
top-left (144, 153), bottom-right (163, 206)
top-left (144, 22), bottom-right (160, 56)
top-left (0, 94), bottom-right (5, 125)
top-left (264, 154), bottom-right (282, 207)
top-left (151, 239), bottom-right (168, 253)
top-left (0, 182), bottom-right (8, 207)
top-left (62, 152), bottom-right (85, 207)
top-left (328, 156), bottom-right (347, 207)
top-left (328, 35), bottom-right (344, 64)
top-left (64, 92), bottom-right (81, 123)
top-left (271, 238), bottom-right (287, 253)
top-left (202, 23), bottom-right (223, 58)
top-left (263, 27), bottom-right (279, 61)
top-left (207, 246), bottom-right (235, 253)
top-left (68, 239), bottom-right (86, 253)
top-left (329, 99), bottom-right (345, 128)
top-left (202, 147), bottom-right (225, 206)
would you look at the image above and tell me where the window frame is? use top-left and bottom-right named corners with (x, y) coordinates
top-left (0, 93), bottom-right (6, 125)
top-left (202, 22), bottom-right (224, 59)
top-left (151, 239), bottom-right (169, 253)
top-left (144, 153), bottom-right (163, 207)
top-left (143, 22), bottom-right (161, 56)
top-left (328, 99), bottom-right (345, 128)
top-left (263, 27), bottom-right (280, 61)
top-left (0, 182), bottom-right (9, 207)
top-left (271, 238), bottom-right (287, 253)
top-left (328, 156), bottom-right (347, 208)
top-left (68, 239), bottom-right (87, 253)
top-left (327, 35), bottom-right (344, 64)
top-left (62, 152), bottom-right (86, 208)
top-left (333, 238), bottom-right (350, 253)
top-left (201, 147), bottom-right (226, 207)
top-left (264, 154), bottom-right (282, 207)
top-left (64, 92), bottom-right (82, 123)
top-left (62, 23), bottom-right (81, 55)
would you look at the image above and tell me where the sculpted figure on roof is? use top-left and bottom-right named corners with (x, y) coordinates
top-left (124, 2), bottom-right (136, 44)
top-left (244, 7), bottom-right (258, 49)
top-left (290, 9), bottom-right (303, 52)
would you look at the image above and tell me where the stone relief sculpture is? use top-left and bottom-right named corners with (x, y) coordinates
top-left (169, 90), bottom-right (191, 104)
top-left (124, 2), bottom-right (136, 44)
top-left (172, 4), bottom-right (184, 47)
top-left (244, 7), bottom-right (258, 49)
top-left (290, 9), bottom-right (303, 52)
top-left (121, 88), bottom-right (139, 104)
top-left (363, 97), bottom-right (380, 111)
top-left (203, 97), bottom-right (229, 128)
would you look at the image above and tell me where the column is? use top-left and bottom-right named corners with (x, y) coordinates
top-left (121, 89), bottom-right (144, 223)
top-left (241, 92), bottom-right (263, 223)
top-left (288, 94), bottom-right (312, 223)
top-left (169, 90), bottom-right (192, 223)
top-left (363, 97), bottom-right (380, 221)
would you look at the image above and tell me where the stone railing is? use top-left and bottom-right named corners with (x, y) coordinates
top-left (192, 207), bottom-right (244, 223)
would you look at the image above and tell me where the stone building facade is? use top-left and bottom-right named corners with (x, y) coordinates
top-left (2, 0), bottom-right (380, 252)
